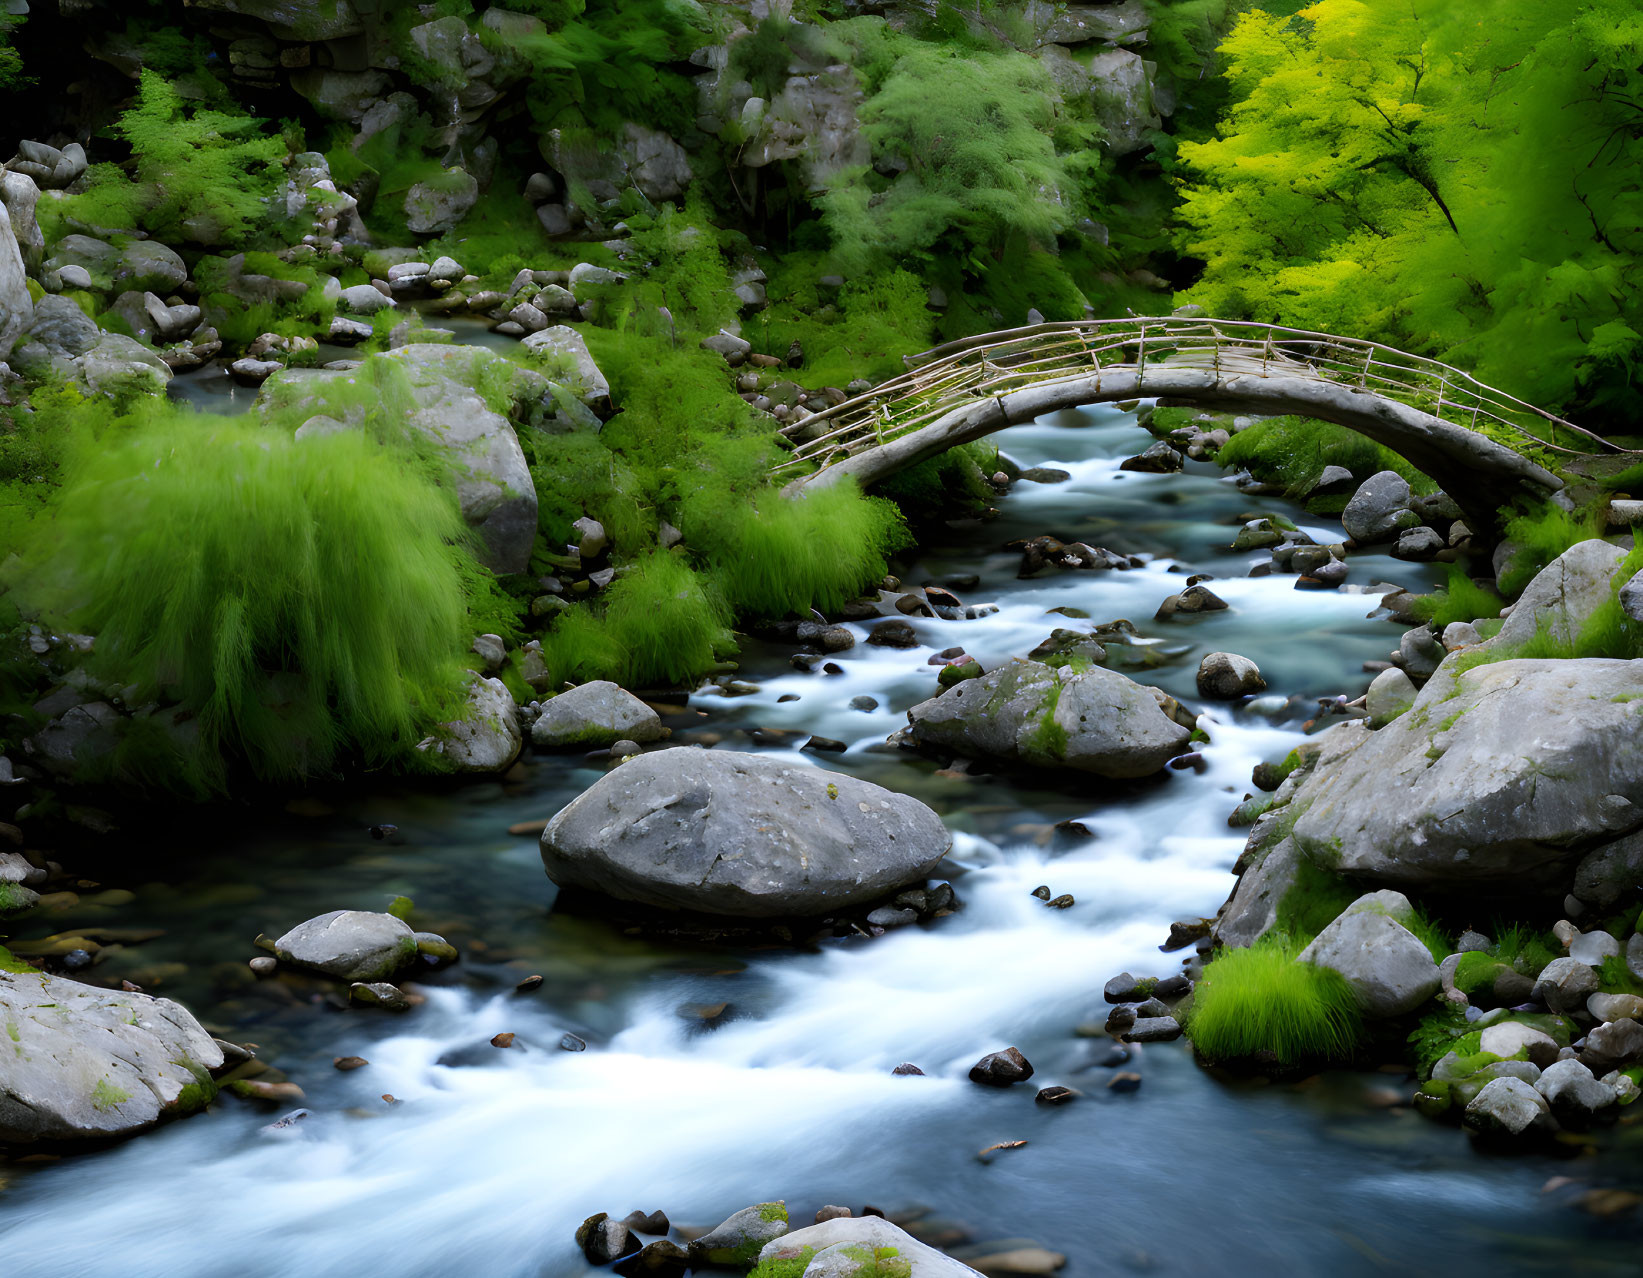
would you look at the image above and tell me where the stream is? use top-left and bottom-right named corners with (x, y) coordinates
top-left (4, 405), bottom-right (1641, 1277)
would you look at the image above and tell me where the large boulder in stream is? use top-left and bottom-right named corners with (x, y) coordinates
top-left (540, 748), bottom-right (952, 916)
top-left (0, 968), bottom-right (223, 1144)
top-left (1279, 655), bottom-right (1643, 889)
top-left (272, 909), bottom-right (420, 982)
top-left (756, 1216), bottom-right (984, 1277)
top-left (903, 659), bottom-right (1191, 779)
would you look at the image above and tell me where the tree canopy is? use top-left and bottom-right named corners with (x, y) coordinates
top-left (1174, 0), bottom-right (1643, 427)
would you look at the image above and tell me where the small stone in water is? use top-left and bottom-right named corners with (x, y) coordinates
top-left (822, 662), bottom-right (844, 676)
top-left (848, 695), bottom-right (879, 711)
top-left (1031, 885), bottom-right (1052, 901)
top-left (1124, 1016), bottom-right (1182, 1043)
top-left (1035, 1086), bottom-right (1077, 1105)
top-left (491, 1032), bottom-right (516, 1048)
top-left (578, 1213), bottom-right (640, 1265)
top-left (1109, 1073), bottom-right (1143, 1093)
top-left (1046, 894), bottom-right (1074, 909)
top-left (969, 1047), bottom-right (1034, 1087)
top-left (621, 1210), bottom-right (671, 1236)
top-left (61, 949), bottom-right (92, 971)
top-left (559, 1033), bottom-right (587, 1052)
top-left (244, 954), bottom-right (273, 977)
top-left (815, 1206), bottom-right (853, 1223)
top-left (867, 906), bottom-right (917, 928)
top-left (516, 974), bottom-right (544, 992)
top-left (1105, 1005), bottom-right (1137, 1034)
top-left (1098, 1045), bottom-right (1132, 1068)
top-left (977, 1140), bottom-right (1028, 1162)
top-left (334, 1056), bottom-right (368, 1071)
top-left (614, 1240), bottom-right (689, 1278)
top-left (892, 1062), bottom-right (925, 1076)
top-left (368, 824), bottom-right (398, 840)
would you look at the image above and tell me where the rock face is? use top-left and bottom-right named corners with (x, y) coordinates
top-left (1484, 539), bottom-right (1627, 652)
top-left (273, 909), bottom-right (419, 982)
top-left (1297, 892), bottom-right (1440, 1017)
top-left (756, 1216), bottom-right (984, 1277)
top-left (904, 660), bottom-right (1191, 779)
top-left (541, 748), bottom-right (952, 916)
top-left (1284, 657), bottom-right (1643, 888)
top-left (260, 345), bottom-right (539, 573)
top-left (0, 968), bottom-right (223, 1143)
top-left (531, 681), bottom-right (665, 749)
top-left (0, 200), bottom-right (32, 360)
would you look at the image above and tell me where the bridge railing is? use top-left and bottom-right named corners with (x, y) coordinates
top-left (768, 316), bottom-right (1616, 482)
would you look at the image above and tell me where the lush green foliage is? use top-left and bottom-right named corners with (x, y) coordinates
top-left (1186, 935), bottom-right (1363, 1065)
top-left (1210, 414), bottom-right (1434, 500)
top-left (821, 42), bottom-right (1098, 278)
top-left (1495, 508), bottom-right (1610, 596)
top-left (1412, 565), bottom-right (1503, 629)
top-left (51, 70), bottom-right (284, 248)
top-left (1175, 0), bottom-right (1643, 427)
top-left (17, 418), bottom-right (474, 788)
top-left (540, 552), bottom-right (733, 688)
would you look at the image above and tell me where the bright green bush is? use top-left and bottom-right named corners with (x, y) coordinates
top-left (1186, 935), bottom-right (1363, 1065)
top-left (1495, 506), bottom-right (1608, 596)
top-left (681, 480), bottom-right (909, 619)
top-left (1213, 415), bottom-right (1434, 500)
top-left (540, 552), bottom-right (733, 688)
top-left (48, 70), bottom-right (285, 248)
top-left (1412, 565), bottom-right (1503, 629)
top-left (20, 419), bottom-right (474, 788)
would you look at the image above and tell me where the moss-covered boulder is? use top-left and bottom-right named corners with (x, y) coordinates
top-left (531, 681), bottom-right (664, 749)
top-left (903, 659), bottom-right (1191, 779)
top-left (0, 968), bottom-right (223, 1144)
top-left (753, 1215), bottom-right (983, 1276)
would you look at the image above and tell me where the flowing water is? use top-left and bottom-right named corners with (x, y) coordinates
top-left (4, 406), bottom-right (1641, 1277)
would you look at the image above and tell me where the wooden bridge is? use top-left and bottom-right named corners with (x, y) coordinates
top-left (773, 317), bottom-right (1622, 540)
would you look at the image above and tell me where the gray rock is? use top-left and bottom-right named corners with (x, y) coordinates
top-left (531, 681), bottom-right (664, 749)
top-left (1212, 835), bottom-right (1300, 949)
top-left (349, 981), bottom-right (412, 1010)
top-left (1087, 48), bottom-right (1162, 157)
top-left (1285, 658), bottom-right (1643, 888)
top-left (263, 345), bottom-right (537, 572)
top-left (1124, 1016), bottom-right (1183, 1042)
top-left (21, 295), bottom-right (99, 359)
top-left (1465, 1075), bottom-right (1553, 1138)
top-left (1342, 470), bottom-right (1418, 543)
top-left (426, 673), bottom-right (521, 774)
top-left (76, 333), bottom-right (172, 398)
top-left (1533, 957), bottom-right (1599, 1013)
top-left (1, 169), bottom-right (43, 273)
top-left (1298, 892), bottom-right (1440, 1017)
top-left (701, 331), bottom-right (752, 365)
top-left (114, 241), bottom-right (187, 295)
top-left (1365, 667), bottom-right (1417, 727)
top-left (0, 969), bottom-right (224, 1143)
top-left (1588, 992), bottom-right (1643, 1024)
top-left (541, 748), bottom-right (951, 917)
top-left (1487, 540), bottom-right (1628, 651)
top-left (1535, 1058), bottom-right (1617, 1121)
top-left (1441, 620), bottom-right (1484, 649)
top-left (969, 1046), bottom-right (1034, 1086)
top-left (338, 283), bottom-right (395, 314)
top-left (757, 1216), bottom-right (983, 1277)
top-left (520, 325), bottom-right (611, 416)
top-left (689, 1203), bottom-right (789, 1267)
top-left (273, 909), bottom-right (418, 982)
top-left (1393, 526), bottom-right (1445, 561)
top-left (1619, 569), bottom-right (1643, 624)
top-left (0, 198), bottom-right (30, 359)
top-left (10, 139), bottom-right (88, 189)
top-left (1196, 652), bottom-right (1265, 699)
top-left (1478, 1021), bottom-right (1558, 1063)
top-left (904, 659), bottom-right (1191, 779)
top-left (1397, 626), bottom-right (1445, 679)
top-left (1581, 1017), bottom-right (1643, 1072)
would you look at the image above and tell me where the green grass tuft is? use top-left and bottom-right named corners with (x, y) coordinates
top-left (1411, 564), bottom-right (1503, 629)
top-left (1185, 934), bottom-right (1363, 1065)
top-left (1496, 504), bottom-right (1608, 596)
top-left (16, 418), bottom-right (475, 789)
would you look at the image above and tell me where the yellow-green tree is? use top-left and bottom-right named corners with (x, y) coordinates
top-left (1175, 0), bottom-right (1643, 427)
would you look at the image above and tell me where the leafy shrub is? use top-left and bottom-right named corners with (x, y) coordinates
top-left (1213, 415), bottom-right (1434, 500)
top-left (1495, 505), bottom-right (1608, 596)
top-left (50, 70), bottom-right (285, 248)
top-left (18, 419), bottom-right (475, 788)
top-left (1412, 564), bottom-right (1503, 629)
top-left (1185, 934), bottom-right (1363, 1065)
top-left (540, 552), bottom-right (733, 688)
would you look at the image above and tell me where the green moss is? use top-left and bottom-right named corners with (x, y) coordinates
top-left (1598, 954), bottom-right (1643, 995)
top-left (1273, 857), bottom-right (1358, 945)
top-left (168, 1075), bottom-right (218, 1116)
top-left (91, 1078), bottom-right (132, 1111)
top-left (1407, 1002), bottom-right (1472, 1075)
top-left (748, 1250), bottom-right (816, 1278)
top-left (1410, 564), bottom-right (1503, 629)
top-left (757, 1204), bottom-right (789, 1224)
top-left (0, 944), bottom-right (30, 975)
top-left (1454, 951), bottom-right (1501, 995)
top-left (0, 882), bottom-right (31, 914)
top-left (1185, 934), bottom-right (1363, 1065)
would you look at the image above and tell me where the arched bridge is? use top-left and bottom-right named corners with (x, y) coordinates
top-left (773, 317), bottom-right (1620, 541)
